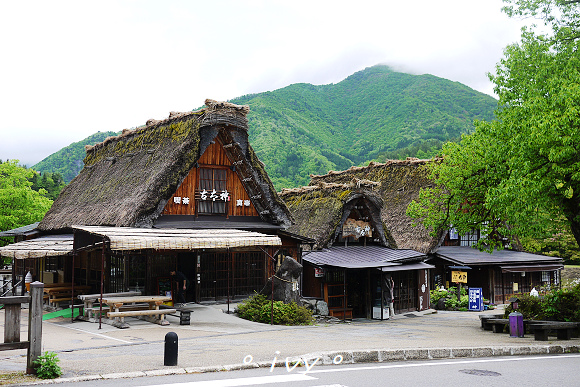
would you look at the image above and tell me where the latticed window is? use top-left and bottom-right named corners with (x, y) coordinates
top-left (198, 168), bottom-right (227, 214)
top-left (460, 230), bottom-right (479, 246)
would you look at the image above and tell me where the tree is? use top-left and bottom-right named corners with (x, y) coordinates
top-left (0, 160), bottom-right (53, 238)
top-left (407, 0), bottom-right (580, 251)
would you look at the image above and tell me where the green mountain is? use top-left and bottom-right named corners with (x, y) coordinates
top-left (231, 65), bottom-right (497, 188)
top-left (32, 131), bottom-right (119, 182)
top-left (33, 65), bottom-right (497, 189)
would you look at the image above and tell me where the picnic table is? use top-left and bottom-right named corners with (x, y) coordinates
top-left (77, 291), bottom-right (142, 322)
top-left (43, 285), bottom-right (91, 307)
top-left (100, 295), bottom-right (175, 328)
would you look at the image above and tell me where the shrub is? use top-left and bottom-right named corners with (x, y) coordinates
top-left (505, 284), bottom-right (580, 322)
top-left (542, 286), bottom-right (580, 321)
top-left (33, 351), bottom-right (62, 379)
top-left (237, 293), bottom-right (313, 325)
top-left (429, 288), bottom-right (448, 304)
top-left (504, 293), bottom-right (544, 319)
top-left (443, 294), bottom-right (468, 309)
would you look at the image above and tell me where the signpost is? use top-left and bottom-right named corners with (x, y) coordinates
top-left (468, 287), bottom-right (483, 311)
top-left (452, 271), bottom-right (467, 303)
top-left (452, 271), bottom-right (467, 283)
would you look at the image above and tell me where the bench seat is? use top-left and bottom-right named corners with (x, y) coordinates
top-left (479, 314), bottom-right (505, 330)
top-left (107, 309), bottom-right (176, 318)
top-left (527, 321), bottom-right (580, 341)
top-left (485, 318), bottom-right (510, 333)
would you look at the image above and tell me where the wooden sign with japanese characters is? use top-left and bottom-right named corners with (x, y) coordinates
top-left (162, 141), bottom-right (259, 217)
top-left (342, 218), bottom-right (372, 240)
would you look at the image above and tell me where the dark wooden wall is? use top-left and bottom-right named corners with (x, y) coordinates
top-left (162, 139), bottom-right (259, 217)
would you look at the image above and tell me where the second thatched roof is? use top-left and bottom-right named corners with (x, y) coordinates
top-left (281, 158), bottom-right (442, 254)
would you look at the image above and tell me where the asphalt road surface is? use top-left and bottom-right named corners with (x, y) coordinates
top-left (65, 353), bottom-right (580, 387)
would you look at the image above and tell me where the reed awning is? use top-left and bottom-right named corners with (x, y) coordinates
top-left (73, 225), bottom-right (282, 251)
top-left (0, 234), bottom-right (73, 259)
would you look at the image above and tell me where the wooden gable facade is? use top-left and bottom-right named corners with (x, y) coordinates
top-left (162, 138), bottom-right (259, 218)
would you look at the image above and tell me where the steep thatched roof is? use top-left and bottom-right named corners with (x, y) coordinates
top-left (280, 178), bottom-right (395, 250)
top-left (281, 158), bottom-right (442, 254)
top-left (39, 99), bottom-right (291, 232)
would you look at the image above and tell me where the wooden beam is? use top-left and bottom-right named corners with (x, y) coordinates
top-left (74, 241), bottom-right (105, 253)
top-left (0, 341), bottom-right (29, 351)
top-left (0, 296), bottom-right (29, 305)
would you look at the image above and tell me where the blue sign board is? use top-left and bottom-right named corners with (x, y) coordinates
top-left (468, 288), bottom-right (483, 311)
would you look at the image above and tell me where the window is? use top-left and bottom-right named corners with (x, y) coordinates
top-left (460, 230), bottom-right (479, 246)
top-left (541, 271), bottom-right (550, 282)
top-left (198, 168), bottom-right (227, 214)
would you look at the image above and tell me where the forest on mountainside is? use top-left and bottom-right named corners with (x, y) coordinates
top-left (231, 65), bottom-right (496, 188)
top-left (32, 131), bottom-right (119, 182)
top-left (32, 65), bottom-right (496, 189)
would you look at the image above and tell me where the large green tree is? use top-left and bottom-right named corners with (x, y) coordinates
top-left (407, 0), bottom-right (580, 250)
top-left (0, 160), bottom-right (53, 241)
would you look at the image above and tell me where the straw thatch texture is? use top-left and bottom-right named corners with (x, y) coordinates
top-left (281, 179), bottom-right (394, 250)
top-left (0, 235), bottom-right (73, 259)
top-left (283, 158), bottom-right (442, 254)
top-left (39, 100), bottom-right (290, 232)
top-left (73, 226), bottom-right (281, 251)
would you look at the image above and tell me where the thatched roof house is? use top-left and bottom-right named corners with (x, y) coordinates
top-left (39, 99), bottom-right (292, 232)
top-left (280, 158), bottom-right (440, 253)
top-left (4, 100), bottom-right (306, 304)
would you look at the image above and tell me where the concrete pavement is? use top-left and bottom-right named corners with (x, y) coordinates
top-left (1, 304), bottom-right (579, 384)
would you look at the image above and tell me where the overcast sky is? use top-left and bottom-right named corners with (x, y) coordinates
top-left (1, 0), bottom-right (531, 168)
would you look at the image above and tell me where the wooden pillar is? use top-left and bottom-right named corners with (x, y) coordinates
top-left (4, 302), bottom-right (22, 343)
top-left (342, 269), bottom-right (346, 322)
top-left (71, 251), bottom-right (76, 323)
top-left (99, 240), bottom-right (105, 330)
top-left (26, 281), bottom-right (43, 374)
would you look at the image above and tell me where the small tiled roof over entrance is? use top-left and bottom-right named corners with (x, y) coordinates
top-left (303, 245), bottom-right (425, 269)
top-left (435, 246), bottom-right (563, 266)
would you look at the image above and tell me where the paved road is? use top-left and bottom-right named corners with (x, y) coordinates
top-left (52, 354), bottom-right (580, 387)
top-left (1, 304), bottom-right (579, 383)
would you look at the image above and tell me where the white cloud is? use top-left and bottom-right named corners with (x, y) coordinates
top-left (0, 0), bottom-right (530, 166)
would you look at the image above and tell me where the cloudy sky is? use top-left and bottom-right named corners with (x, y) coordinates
top-left (1, 0), bottom-right (531, 167)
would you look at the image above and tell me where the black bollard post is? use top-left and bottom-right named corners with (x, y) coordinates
top-left (164, 332), bottom-right (178, 366)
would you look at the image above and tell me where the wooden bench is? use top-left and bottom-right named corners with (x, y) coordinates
top-left (486, 318), bottom-right (535, 334)
top-left (44, 285), bottom-right (91, 307)
top-left (82, 304), bottom-right (150, 321)
top-left (485, 318), bottom-right (511, 333)
top-left (479, 314), bottom-right (505, 330)
top-left (527, 321), bottom-right (580, 341)
top-left (78, 291), bottom-right (142, 321)
top-left (108, 309), bottom-right (176, 318)
top-left (100, 295), bottom-right (172, 328)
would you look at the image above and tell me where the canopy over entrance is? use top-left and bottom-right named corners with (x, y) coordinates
top-left (303, 245), bottom-right (426, 269)
top-left (0, 226), bottom-right (282, 259)
top-left (73, 225), bottom-right (282, 251)
top-left (0, 234), bottom-right (73, 259)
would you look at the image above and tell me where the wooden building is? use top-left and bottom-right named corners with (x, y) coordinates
top-left (280, 161), bottom-right (434, 319)
top-left (0, 100), bottom-right (306, 304)
top-left (430, 243), bottom-right (563, 304)
top-left (282, 158), bottom-right (564, 312)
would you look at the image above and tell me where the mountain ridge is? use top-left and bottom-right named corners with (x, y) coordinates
top-left (33, 65), bottom-right (497, 190)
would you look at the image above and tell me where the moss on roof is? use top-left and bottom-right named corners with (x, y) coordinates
top-left (39, 100), bottom-right (292, 231)
top-left (283, 158), bottom-right (442, 253)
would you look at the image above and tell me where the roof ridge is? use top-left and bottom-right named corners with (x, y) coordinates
top-left (85, 99), bottom-right (250, 154)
